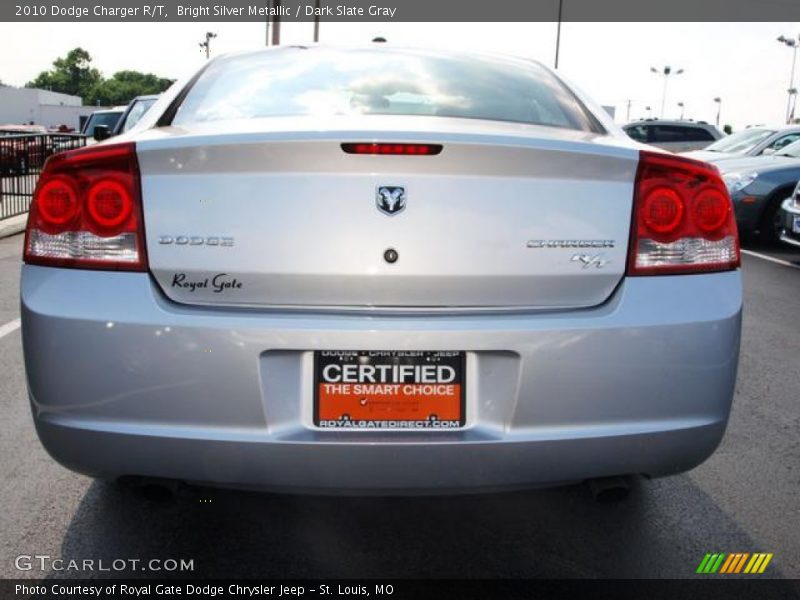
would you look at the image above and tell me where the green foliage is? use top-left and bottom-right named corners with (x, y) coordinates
top-left (86, 71), bottom-right (173, 106)
top-left (723, 124), bottom-right (733, 135)
top-left (25, 47), bottom-right (173, 106)
top-left (26, 48), bottom-right (102, 99)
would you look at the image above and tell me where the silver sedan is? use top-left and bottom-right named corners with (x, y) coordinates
top-left (21, 45), bottom-right (742, 495)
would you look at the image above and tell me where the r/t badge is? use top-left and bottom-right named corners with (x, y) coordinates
top-left (571, 254), bottom-right (610, 269)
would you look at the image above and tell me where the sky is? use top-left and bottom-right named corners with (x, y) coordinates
top-left (0, 21), bottom-right (798, 130)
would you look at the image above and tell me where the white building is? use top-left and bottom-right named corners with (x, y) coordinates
top-left (0, 86), bottom-right (106, 131)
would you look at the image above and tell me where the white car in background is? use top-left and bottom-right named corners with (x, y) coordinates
top-left (683, 125), bottom-right (800, 164)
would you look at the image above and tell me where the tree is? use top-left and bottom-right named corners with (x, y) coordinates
top-left (25, 48), bottom-right (173, 106)
top-left (86, 70), bottom-right (173, 106)
top-left (26, 47), bottom-right (102, 99)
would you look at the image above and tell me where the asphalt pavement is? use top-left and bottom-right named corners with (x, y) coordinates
top-left (0, 233), bottom-right (798, 580)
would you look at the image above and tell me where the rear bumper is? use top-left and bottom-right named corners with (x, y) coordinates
top-left (21, 266), bottom-right (742, 493)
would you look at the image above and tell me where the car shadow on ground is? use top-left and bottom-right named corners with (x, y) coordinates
top-left (46, 475), bottom-right (791, 580)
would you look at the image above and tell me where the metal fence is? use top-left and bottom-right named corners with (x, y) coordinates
top-left (0, 133), bottom-right (87, 220)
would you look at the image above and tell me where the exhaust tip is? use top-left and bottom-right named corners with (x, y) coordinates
top-left (587, 476), bottom-right (631, 503)
top-left (119, 476), bottom-right (182, 503)
top-left (139, 483), bottom-right (175, 503)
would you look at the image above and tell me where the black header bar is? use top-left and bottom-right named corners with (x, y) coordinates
top-left (5, 0), bottom-right (800, 23)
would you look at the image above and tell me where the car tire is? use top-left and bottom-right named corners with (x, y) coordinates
top-left (757, 194), bottom-right (789, 245)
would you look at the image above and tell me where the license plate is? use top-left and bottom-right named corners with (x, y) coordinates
top-left (314, 351), bottom-right (465, 429)
top-left (793, 216), bottom-right (800, 234)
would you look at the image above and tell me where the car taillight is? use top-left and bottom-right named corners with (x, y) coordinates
top-left (627, 151), bottom-right (740, 276)
top-left (24, 142), bottom-right (147, 271)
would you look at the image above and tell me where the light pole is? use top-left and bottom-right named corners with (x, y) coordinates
top-left (264, 0), bottom-right (272, 46)
top-left (625, 99), bottom-right (633, 122)
top-left (677, 102), bottom-right (685, 120)
top-left (313, 0), bottom-right (320, 42)
top-left (199, 31), bottom-right (217, 59)
top-left (650, 65), bottom-right (684, 119)
top-left (713, 97), bottom-right (722, 128)
top-left (777, 34), bottom-right (799, 124)
top-left (645, 106), bottom-right (651, 119)
top-left (554, 0), bottom-right (563, 69)
top-left (789, 87), bottom-right (798, 123)
top-left (271, 0), bottom-right (282, 46)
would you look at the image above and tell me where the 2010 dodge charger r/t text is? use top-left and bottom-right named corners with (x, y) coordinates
top-left (20, 45), bottom-right (742, 494)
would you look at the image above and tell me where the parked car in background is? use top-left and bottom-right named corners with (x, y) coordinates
top-left (683, 125), bottom-right (800, 163)
top-left (81, 107), bottom-right (125, 142)
top-left (718, 139), bottom-right (800, 242)
top-left (21, 45), bottom-right (742, 496)
top-left (0, 124), bottom-right (48, 174)
top-left (779, 180), bottom-right (800, 248)
top-left (623, 119), bottom-right (723, 152)
top-left (113, 95), bottom-right (160, 136)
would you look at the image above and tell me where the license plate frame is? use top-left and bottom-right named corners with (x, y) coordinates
top-left (314, 350), bottom-right (466, 429)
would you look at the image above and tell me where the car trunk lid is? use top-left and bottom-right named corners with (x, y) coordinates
top-left (136, 120), bottom-right (637, 310)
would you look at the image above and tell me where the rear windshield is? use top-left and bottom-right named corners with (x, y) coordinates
top-left (171, 47), bottom-right (601, 132)
top-left (705, 128), bottom-right (774, 153)
top-left (648, 125), bottom-right (716, 143)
